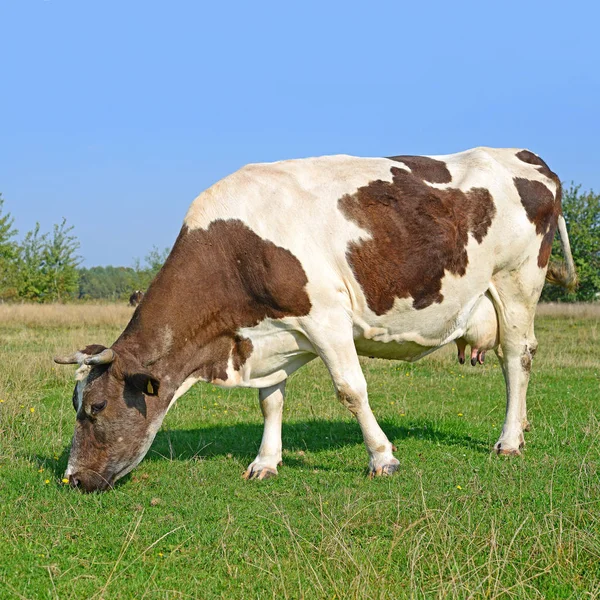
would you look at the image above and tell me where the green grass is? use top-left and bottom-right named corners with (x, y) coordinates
top-left (1, 307), bottom-right (599, 599)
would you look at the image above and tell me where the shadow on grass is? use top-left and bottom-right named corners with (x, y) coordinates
top-left (39, 418), bottom-right (489, 480)
top-left (145, 418), bottom-right (490, 464)
top-left (34, 449), bottom-right (70, 479)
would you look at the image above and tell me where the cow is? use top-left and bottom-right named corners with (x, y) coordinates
top-left (128, 290), bottom-right (144, 307)
top-left (54, 147), bottom-right (576, 492)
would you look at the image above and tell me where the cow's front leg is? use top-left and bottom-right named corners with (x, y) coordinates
top-left (243, 381), bottom-right (285, 480)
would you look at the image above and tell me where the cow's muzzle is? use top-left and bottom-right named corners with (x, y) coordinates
top-left (68, 471), bottom-right (113, 493)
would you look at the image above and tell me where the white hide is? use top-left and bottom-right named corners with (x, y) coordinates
top-left (182, 148), bottom-right (554, 390)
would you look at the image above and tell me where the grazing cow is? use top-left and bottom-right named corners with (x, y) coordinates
top-left (55, 147), bottom-right (576, 491)
top-left (128, 290), bottom-right (144, 307)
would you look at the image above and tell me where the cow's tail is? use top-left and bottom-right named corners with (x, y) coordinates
top-left (545, 214), bottom-right (578, 291)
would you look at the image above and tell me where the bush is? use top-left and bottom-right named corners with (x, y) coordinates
top-left (541, 185), bottom-right (600, 302)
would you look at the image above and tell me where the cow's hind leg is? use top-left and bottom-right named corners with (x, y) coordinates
top-left (243, 381), bottom-right (285, 480)
top-left (489, 264), bottom-right (542, 455)
top-left (305, 319), bottom-right (399, 476)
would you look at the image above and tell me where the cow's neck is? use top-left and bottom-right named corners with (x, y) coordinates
top-left (114, 302), bottom-right (236, 402)
top-left (111, 220), bottom-right (312, 405)
top-left (111, 230), bottom-right (239, 402)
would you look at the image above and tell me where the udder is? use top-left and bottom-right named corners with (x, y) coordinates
top-left (456, 294), bottom-right (499, 366)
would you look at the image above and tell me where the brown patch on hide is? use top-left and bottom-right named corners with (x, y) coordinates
top-left (514, 150), bottom-right (562, 268)
top-left (232, 335), bottom-right (254, 371)
top-left (121, 219), bottom-right (311, 383)
top-left (513, 177), bottom-right (561, 268)
top-left (388, 155), bottom-right (452, 184)
top-left (515, 150), bottom-right (557, 184)
top-left (339, 166), bottom-right (496, 313)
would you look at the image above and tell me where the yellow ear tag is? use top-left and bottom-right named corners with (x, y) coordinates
top-left (146, 381), bottom-right (154, 395)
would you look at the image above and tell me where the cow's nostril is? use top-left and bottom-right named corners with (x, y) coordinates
top-left (69, 474), bottom-right (80, 488)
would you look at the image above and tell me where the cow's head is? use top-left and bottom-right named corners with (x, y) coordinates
top-left (54, 345), bottom-right (163, 492)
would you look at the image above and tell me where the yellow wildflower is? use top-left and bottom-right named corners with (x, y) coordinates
top-left (456, 485), bottom-right (462, 490)
top-left (44, 479), bottom-right (50, 484)
top-left (30, 407), bottom-right (35, 413)
top-left (62, 478), bottom-right (69, 484)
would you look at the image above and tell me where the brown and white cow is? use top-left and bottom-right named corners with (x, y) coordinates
top-left (55, 147), bottom-right (576, 491)
top-left (128, 290), bottom-right (144, 307)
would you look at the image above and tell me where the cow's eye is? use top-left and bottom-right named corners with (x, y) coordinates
top-left (91, 400), bottom-right (107, 415)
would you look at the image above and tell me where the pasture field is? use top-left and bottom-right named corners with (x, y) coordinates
top-left (0, 303), bottom-right (599, 599)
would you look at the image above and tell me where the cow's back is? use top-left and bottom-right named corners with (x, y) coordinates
top-left (182, 148), bottom-right (560, 357)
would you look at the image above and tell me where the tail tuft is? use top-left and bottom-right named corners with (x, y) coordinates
top-left (545, 261), bottom-right (578, 291)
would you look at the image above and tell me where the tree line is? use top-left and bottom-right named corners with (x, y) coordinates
top-left (0, 193), bottom-right (168, 302)
top-left (0, 185), bottom-right (598, 303)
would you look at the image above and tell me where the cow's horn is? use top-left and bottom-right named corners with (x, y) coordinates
top-left (54, 352), bottom-right (86, 365)
top-left (84, 348), bottom-right (116, 366)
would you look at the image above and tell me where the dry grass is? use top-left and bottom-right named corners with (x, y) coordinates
top-left (536, 302), bottom-right (600, 318)
top-left (0, 302), bottom-right (134, 327)
top-left (1, 300), bottom-right (597, 328)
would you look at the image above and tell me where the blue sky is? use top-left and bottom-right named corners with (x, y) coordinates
top-left (1, 0), bottom-right (598, 267)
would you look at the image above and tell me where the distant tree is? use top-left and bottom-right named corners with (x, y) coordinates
top-left (16, 224), bottom-right (49, 301)
top-left (78, 265), bottom-right (140, 300)
top-left (16, 218), bottom-right (81, 302)
top-left (129, 245), bottom-right (170, 291)
top-left (76, 245), bottom-right (169, 302)
top-left (542, 185), bottom-right (600, 302)
top-left (0, 194), bottom-right (19, 299)
top-left (144, 245), bottom-right (170, 278)
top-left (43, 218), bottom-right (81, 301)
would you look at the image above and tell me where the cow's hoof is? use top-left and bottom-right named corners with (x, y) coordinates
top-left (242, 466), bottom-right (278, 480)
top-left (496, 447), bottom-right (521, 456)
top-left (494, 440), bottom-right (523, 456)
top-left (369, 462), bottom-right (399, 478)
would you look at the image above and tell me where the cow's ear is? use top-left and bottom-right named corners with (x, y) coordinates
top-left (125, 373), bottom-right (160, 397)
